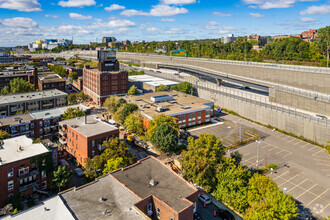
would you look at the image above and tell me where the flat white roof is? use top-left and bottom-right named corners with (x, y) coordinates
top-left (0, 136), bottom-right (50, 166)
top-left (31, 104), bottom-right (89, 120)
top-left (3, 196), bottom-right (74, 220)
top-left (129, 74), bottom-right (178, 87)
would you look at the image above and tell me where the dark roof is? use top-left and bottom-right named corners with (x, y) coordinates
top-left (111, 156), bottom-right (197, 212)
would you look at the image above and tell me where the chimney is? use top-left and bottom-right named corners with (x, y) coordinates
top-left (33, 67), bottom-right (38, 90)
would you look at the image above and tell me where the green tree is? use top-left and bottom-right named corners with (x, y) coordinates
top-left (182, 134), bottom-right (225, 192)
top-left (84, 155), bottom-right (103, 179)
top-left (170, 82), bottom-right (193, 94)
top-left (151, 123), bottom-right (178, 152)
top-left (32, 138), bottom-right (42, 144)
top-left (128, 85), bottom-right (139, 95)
top-left (147, 114), bottom-right (179, 139)
top-left (118, 103), bottom-right (138, 124)
top-left (230, 150), bottom-right (243, 166)
top-left (156, 84), bottom-right (169, 92)
top-left (124, 111), bottom-right (144, 135)
top-left (213, 157), bottom-right (251, 213)
top-left (103, 96), bottom-right (126, 113)
top-left (62, 107), bottom-right (85, 120)
top-left (0, 130), bottom-right (11, 139)
top-left (102, 157), bottom-right (127, 174)
top-left (48, 65), bottom-right (67, 77)
top-left (69, 71), bottom-right (78, 82)
top-left (0, 78), bottom-right (35, 95)
top-left (7, 193), bottom-right (23, 211)
top-left (52, 165), bottom-right (72, 192)
top-left (68, 93), bottom-right (78, 105)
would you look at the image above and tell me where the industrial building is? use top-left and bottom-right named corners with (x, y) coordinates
top-left (129, 74), bottom-right (178, 92)
top-left (123, 91), bottom-right (214, 128)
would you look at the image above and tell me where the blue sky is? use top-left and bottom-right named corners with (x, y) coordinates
top-left (0, 0), bottom-right (329, 46)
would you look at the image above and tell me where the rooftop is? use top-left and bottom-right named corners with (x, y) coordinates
top-left (59, 115), bottom-right (118, 138)
top-left (112, 156), bottom-right (197, 212)
top-left (0, 136), bottom-right (50, 166)
top-left (129, 74), bottom-right (178, 87)
top-left (0, 114), bottom-right (34, 127)
top-left (39, 73), bottom-right (66, 83)
top-left (31, 104), bottom-right (89, 120)
top-left (60, 174), bottom-right (144, 220)
top-left (123, 90), bottom-right (213, 119)
top-left (0, 89), bottom-right (67, 105)
top-left (3, 196), bottom-right (74, 220)
top-left (86, 67), bottom-right (125, 74)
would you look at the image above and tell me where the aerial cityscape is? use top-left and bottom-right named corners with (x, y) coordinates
top-left (0, 0), bottom-right (329, 220)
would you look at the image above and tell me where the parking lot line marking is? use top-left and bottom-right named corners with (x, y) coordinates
top-left (319, 203), bottom-right (330, 213)
top-left (283, 152), bottom-right (292, 158)
top-left (286, 179), bottom-right (308, 193)
top-left (296, 184), bottom-right (318, 199)
top-left (308, 146), bottom-right (319, 152)
top-left (306, 189), bottom-right (329, 206)
top-left (301, 143), bottom-right (310, 148)
top-left (317, 164), bottom-right (330, 167)
top-left (312, 149), bottom-right (326, 156)
top-left (287, 138), bottom-right (297, 143)
top-left (281, 136), bottom-right (291, 141)
top-left (275, 150), bottom-right (286, 155)
top-left (293, 141), bottom-right (303, 145)
top-left (278, 174), bottom-right (299, 187)
top-left (273, 171), bottom-right (289, 180)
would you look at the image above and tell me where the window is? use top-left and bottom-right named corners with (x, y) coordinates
top-left (41, 170), bottom-right (46, 178)
top-left (28, 176), bottom-right (32, 182)
top-left (42, 181), bottom-right (47, 190)
top-left (76, 134), bottom-right (78, 140)
top-left (156, 208), bottom-right (160, 219)
top-left (92, 150), bottom-right (95, 157)
top-left (39, 121), bottom-right (43, 126)
top-left (8, 180), bottom-right (14, 191)
top-left (39, 128), bottom-right (43, 134)
top-left (19, 179), bottom-right (23, 185)
top-left (7, 168), bottom-right (13, 178)
top-left (76, 144), bottom-right (78, 150)
top-left (92, 140), bottom-right (95, 147)
top-left (31, 163), bottom-right (35, 169)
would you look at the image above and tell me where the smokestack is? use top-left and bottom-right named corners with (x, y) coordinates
top-left (33, 67), bottom-right (38, 90)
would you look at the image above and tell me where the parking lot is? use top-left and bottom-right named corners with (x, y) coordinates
top-left (189, 120), bottom-right (263, 148)
top-left (222, 114), bottom-right (330, 219)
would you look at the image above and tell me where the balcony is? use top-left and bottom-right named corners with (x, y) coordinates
top-left (58, 129), bottom-right (67, 136)
top-left (19, 181), bottom-right (39, 192)
top-left (28, 104), bottom-right (39, 109)
top-left (42, 103), bottom-right (53, 107)
top-left (57, 100), bottom-right (66, 105)
top-left (59, 137), bottom-right (67, 145)
top-left (11, 107), bottom-right (23, 112)
top-left (17, 169), bottom-right (39, 180)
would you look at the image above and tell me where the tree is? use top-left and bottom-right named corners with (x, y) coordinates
top-left (102, 157), bottom-right (127, 174)
top-left (0, 78), bottom-right (34, 95)
top-left (0, 130), bottom-right (11, 139)
top-left (147, 114), bottom-right (179, 139)
top-left (48, 65), bottom-right (67, 77)
top-left (151, 123), bottom-right (178, 152)
top-left (156, 84), bottom-right (169, 92)
top-left (62, 107), bottom-right (85, 120)
top-left (230, 150), bottom-right (242, 166)
top-left (181, 134), bottom-right (225, 192)
top-left (118, 103), bottom-right (138, 124)
top-left (170, 82), bottom-right (193, 94)
top-left (69, 71), bottom-right (78, 82)
top-left (68, 93), bottom-right (78, 105)
top-left (7, 193), bottom-right (23, 211)
top-left (213, 157), bottom-right (251, 213)
top-left (32, 138), bottom-right (42, 144)
top-left (101, 138), bottom-right (135, 166)
top-left (84, 155), bottom-right (103, 179)
top-left (103, 96), bottom-right (126, 114)
top-left (124, 111), bottom-right (144, 135)
top-left (52, 165), bottom-right (72, 192)
top-left (68, 92), bottom-right (90, 105)
top-left (128, 85), bottom-right (139, 95)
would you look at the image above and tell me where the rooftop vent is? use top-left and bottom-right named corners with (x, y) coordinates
top-left (149, 179), bottom-right (158, 187)
top-left (169, 100), bottom-right (177, 104)
top-left (17, 146), bottom-right (23, 152)
top-left (182, 106), bottom-right (191, 109)
top-left (45, 112), bottom-right (50, 115)
top-left (136, 98), bottom-right (142, 101)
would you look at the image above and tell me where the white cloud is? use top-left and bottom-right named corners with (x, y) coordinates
top-left (69, 13), bottom-right (92, 19)
top-left (165, 28), bottom-right (181, 34)
top-left (146, 27), bottom-right (162, 32)
top-left (161, 18), bottom-right (176, 22)
top-left (90, 19), bottom-right (136, 29)
top-left (243, 0), bottom-right (296, 9)
top-left (300, 5), bottom-right (330, 15)
top-left (0, 17), bottom-right (38, 28)
top-left (56, 25), bottom-right (91, 34)
top-left (212, 12), bottom-right (232, 16)
top-left (0, 0), bottom-right (41, 12)
top-left (58, 0), bottom-right (96, 7)
top-left (45, 14), bottom-right (58, 18)
top-left (300, 17), bottom-right (317, 22)
top-left (216, 26), bottom-right (238, 34)
top-left (150, 4), bottom-right (188, 16)
top-left (250, 12), bottom-right (264, 17)
top-left (208, 21), bottom-right (219, 26)
top-left (120, 9), bottom-right (149, 17)
top-left (105, 4), bottom-right (125, 11)
top-left (161, 0), bottom-right (196, 5)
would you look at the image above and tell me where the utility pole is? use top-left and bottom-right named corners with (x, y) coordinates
top-left (256, 140), bottom-right (261, 173)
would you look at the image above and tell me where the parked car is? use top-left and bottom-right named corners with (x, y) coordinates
top-left (156, 71), bottom-right (161, 73)
top-left (217, 209), bottom-right (234, 220)
top-left (198, 193), bottom-right (211, 205)
top-left (194, 212), bottom-right (202, 220)
top-left (314, 114), bottom-right (328, 120)
top-left (74, 168), bottom-right (84, 177)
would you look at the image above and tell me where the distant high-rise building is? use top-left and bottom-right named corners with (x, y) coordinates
top-left (221, 34), bottom-right (237, 44)
top-left (102, 37), bottom-right (116, 43)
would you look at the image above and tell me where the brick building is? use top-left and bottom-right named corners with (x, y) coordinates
top-left (38, 73), bottom-right (66, 92)
top-left (0, 114), bottom-right (35, 139)
top-left (0, 136), bottom-right (51, 207)
top-left (123, 91), bottom-right (214, 129)
top-left (301, 29), bottom-right (318, 42)
top-left (0, 89), bottom-right (68, 117)
top-left (83, 50), bottom-right (128, 105)
top-left (58, 115), bottom-right (119, 165)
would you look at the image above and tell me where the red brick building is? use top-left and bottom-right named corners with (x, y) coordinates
top-left (0, 136), bottom-right (51, 207)
top-left (38, 73), bottom-right (66, 92)
top-left (123, 91), bottom-right (214, 129)
top-left (83, 50), bottom-right (128, 105)
top-left (58, 115), bottom-right (119, 166)
top-left (301, 29), bottom-right (318, 42)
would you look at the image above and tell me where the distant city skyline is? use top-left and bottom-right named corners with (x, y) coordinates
top-left (0, 0), bottom-right (329, 46)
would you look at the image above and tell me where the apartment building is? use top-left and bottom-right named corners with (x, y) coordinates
top-left (0, 136), bottom-right (51, 207)
top-left (123, 91), bottom-right (214, 128)
top-left (83, 50), bottom-right (128, 105)
top-left (0, 114), bottom-right (35, 139)
top-left (58, 115), bottom-right (119, 165)
top-left (38, 73), bottom-right (66, 92)
top-left (0, 89), bottom-right (68, 117)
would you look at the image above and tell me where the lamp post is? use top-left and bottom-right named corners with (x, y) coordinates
top-left (256, 140), bottom-right (261, 173)
top-left (238, 119), bottom-right (242, 142)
